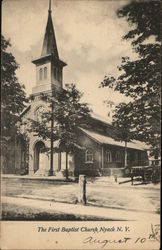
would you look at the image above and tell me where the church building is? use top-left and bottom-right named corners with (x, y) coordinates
top-left (3, 1), bottom-right (149, 177)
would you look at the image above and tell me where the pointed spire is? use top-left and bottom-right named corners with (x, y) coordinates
top-left (49, 0), bottom-right (51, 13)
top-left (41, 0), bottom-right (59, 58)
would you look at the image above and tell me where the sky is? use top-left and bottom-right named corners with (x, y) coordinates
top-left (2, 0), bottom-right (135, 118)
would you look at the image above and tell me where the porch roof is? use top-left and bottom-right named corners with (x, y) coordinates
top-left (79, 128), bottom-right (149, 151)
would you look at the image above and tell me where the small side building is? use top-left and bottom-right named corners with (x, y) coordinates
top-left (74, 118), bottom-right (149, 177)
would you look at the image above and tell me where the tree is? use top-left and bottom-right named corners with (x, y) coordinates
top-left (112, 103), bottom-right (134, 168)
top-left (28, 84), bottom-right (91, 179)
top-left (54, 84), bottom-right (91, 179)
top-left (1, 35), bottom-right (27, 157)
top-left (101, 1), bottom-right (161, 158)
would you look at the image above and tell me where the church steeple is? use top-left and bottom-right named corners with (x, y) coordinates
top-left (49, 0), bottom-right (51, 12)
top-left (32, 0), bottom-right (67, 95)
top-left (41, 0), bottom-right (59, 58)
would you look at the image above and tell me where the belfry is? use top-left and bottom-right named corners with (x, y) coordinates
top-left (32, 0), bottom-right (67, 96)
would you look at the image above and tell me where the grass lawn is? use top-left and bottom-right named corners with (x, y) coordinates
top-left (2, 203), bottom-right (116, 221)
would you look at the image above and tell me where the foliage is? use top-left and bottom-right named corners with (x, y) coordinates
top-left (117, 0), bottom-right (160, 45)
top-left (112, 103), bottom-right (133, 142)
top-left (28, 84), bottom-right (91, 177)
top-left (1, 35), bottom-right (27, 154)
top-left (54, 84), bottom-right (91, 153)
top-left (28, 84), bottom-right (90, 152)
top-left (101, 1), bottom-right (161, 157)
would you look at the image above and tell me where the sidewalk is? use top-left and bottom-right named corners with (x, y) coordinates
top-left (94, 176), bottom-right (160, 190)
top-left (2, 196), bottom-right (160, 222)
top-left (2, 174), bottom-right (160, 189)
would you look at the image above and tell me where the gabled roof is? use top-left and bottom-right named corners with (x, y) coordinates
top-left (79, 127), bottom-right (149, 151)
top-left (20, 105), bottom-right (31, 118)
top-left (91, 112), bottom-right (112, 126)
top-left (20, 106), bottom-right (149, 152)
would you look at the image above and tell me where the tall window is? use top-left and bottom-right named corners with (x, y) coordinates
top-left (106, 150), bottom-right (112, 163)
top-left (85, 149), bottom-right (93, 163)
top-left (116, 151), bottom-right (121, 162)
top-left (44, 67), bottom-right (47, 79)
top-left (39, 68), bottom-right (43, 80)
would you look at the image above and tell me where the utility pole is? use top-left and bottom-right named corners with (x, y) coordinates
top-left (49, 100), bottom-right (54, 176)
top-left (78, 175), bottom-right (87, 205)
top-left (124, 141), bottom-right (128, 168)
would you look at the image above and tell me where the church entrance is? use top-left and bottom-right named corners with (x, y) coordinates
top-left (34, 141), bottom-right (48, 173)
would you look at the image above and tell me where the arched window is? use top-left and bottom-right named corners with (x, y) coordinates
top-left (39, 68), bottom-right (43, 80)
top-left (106, 150), bottom-right (112, 163)
top-left (44, 67), bottom-right (47, 79)
top-left (85, 149), bottom-right (93, 163)
top-left (116, 151), bottom-right (121, 162)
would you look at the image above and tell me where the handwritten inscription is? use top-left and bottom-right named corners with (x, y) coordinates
top-left (149, 224), bottom-right (160, 242)
top-left (82, 224), bottom-right (160, 248)
top-left (83, 236), bottom-right (131, 248)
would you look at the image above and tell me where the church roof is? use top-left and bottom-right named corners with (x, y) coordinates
top-left (41, 2), bottom-right (59, 58)
top-left (20, 104), bottom-right (31, 118)
top-left (32, 1), bottom-right (66, 67)
top-left (79, 128), bottom-right (149, 151)
top-left (19, 106), bottom-right (149, 151)
top-left (91, 112), bottom-right (112, 125)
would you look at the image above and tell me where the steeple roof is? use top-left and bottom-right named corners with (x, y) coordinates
top-left (32, 0), bottom-right (66, 67)
top-left (41, 0), bottom-right (59, 58)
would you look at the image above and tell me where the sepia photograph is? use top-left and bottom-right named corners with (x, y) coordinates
top-left (1, 0), bottom-right (161, 249)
